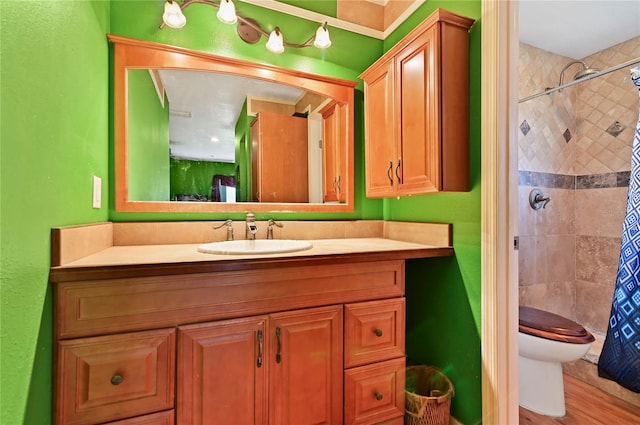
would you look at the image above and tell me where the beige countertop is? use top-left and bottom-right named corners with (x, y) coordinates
top-left (50, 221), bottom-right (454, 281)
top-left (57, 237), bottom-right (450, 268)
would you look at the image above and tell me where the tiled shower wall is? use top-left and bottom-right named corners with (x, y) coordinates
top-left (518, 37), bottom-right (640, 335)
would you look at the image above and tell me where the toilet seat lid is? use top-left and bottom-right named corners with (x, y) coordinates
top-left (519, 306), bottom-right (589, 337)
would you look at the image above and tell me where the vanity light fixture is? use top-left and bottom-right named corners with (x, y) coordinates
top-left (265, 27), bottom-right (284, 54)
top-left (160, 0), bottom-right (331, 54)
top-left (216, 0), bottom-right (237, 24)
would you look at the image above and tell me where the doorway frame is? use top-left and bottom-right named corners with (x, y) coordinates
top-left (480, 1), bottom-right (520, 423)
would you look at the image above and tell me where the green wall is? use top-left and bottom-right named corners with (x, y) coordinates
top-left (0, 1), bottom-right (111, 424)
top-left (385, 2), bottom-right (482, 423)
top-left (170, 158), bottom-right (235, 200)
top-left (0, 1), bottom-right (482, 424)
top-left (127, 69), bottom-right (171, 201)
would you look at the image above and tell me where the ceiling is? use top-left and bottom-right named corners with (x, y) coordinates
top-left (163, 0), bottom-right (640, 162)
top-left (161, 70), bottom-right (304, 162)
top-left (519, 1), bottom-right (640, 59)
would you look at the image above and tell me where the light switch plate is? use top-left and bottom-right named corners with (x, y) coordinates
top-left (92, 176), bottom-right (102, 209)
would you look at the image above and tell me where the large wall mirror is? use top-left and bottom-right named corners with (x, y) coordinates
top-left (109, 35), bottom-right (356, 213)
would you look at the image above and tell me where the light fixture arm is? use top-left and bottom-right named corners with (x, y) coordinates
top-left (159, 0), bottom-right (327, 50)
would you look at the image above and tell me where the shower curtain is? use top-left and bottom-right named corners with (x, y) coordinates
top-left (597, 66), bottom-right (640, 393)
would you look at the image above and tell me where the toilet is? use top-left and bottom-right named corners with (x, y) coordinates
top-left (518, 306), bottom-right (594, 417)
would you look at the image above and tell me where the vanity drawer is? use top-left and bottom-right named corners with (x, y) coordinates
top-left (344, 357), bottom-right (406, 425)
top-left (56, 328), bottom-right (175, 425)
top-left (344, 298), bottom-right (405, 367)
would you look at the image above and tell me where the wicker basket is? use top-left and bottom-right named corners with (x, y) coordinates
top-left (405, 366), bottom-right (454, 425)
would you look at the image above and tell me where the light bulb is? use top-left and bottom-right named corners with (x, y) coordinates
top-left (163, 0), bottom-right (186, 29)
top-left (266, 28), bottom-right (284, 54)
top-left (217, 0), bottom-right (238, 24)
top-left (313, 23), bottom-right (331, 49)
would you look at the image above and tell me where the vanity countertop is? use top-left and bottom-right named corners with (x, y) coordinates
top-left (55, 237), bottom-right (451, 268)
top-left (49, 221), bottom-right (454, 281)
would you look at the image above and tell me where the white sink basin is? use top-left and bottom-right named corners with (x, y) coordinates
top-left (198, 239), bottom-right (313, 255)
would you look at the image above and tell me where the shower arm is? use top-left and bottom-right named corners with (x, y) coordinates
top-left (519, 56), bottom-right (640, 104)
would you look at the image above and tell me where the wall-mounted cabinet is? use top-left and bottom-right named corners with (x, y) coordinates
top-left (360, 9), bottom-right (475, 198)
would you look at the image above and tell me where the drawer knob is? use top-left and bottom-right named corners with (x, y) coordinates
top-left (373, 328), bottom-right (383, 337)
top-left (110, 374), bottom-right (123, 386)
top-left (374, 391), bottom-right (383, 401)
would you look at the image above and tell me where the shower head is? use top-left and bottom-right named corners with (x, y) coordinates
top-left (558, 60), bottom-right (600, 87)
top-left (573, 66), bottom-right (600, 80)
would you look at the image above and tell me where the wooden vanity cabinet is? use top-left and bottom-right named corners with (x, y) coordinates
top-left (52, 258), bottom-right (407, 425)
top-left (250, 111), bottom-right (309, 203)
top-left (360, 9), bottom-right (474, 198)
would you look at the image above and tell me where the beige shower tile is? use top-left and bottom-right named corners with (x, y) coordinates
top-left (519, 186), bottom-right (537, 237)
top-left (576, 279), bottom-right (615, 334)
top-left (546, 280), bottom-right (576, 320)
top-left (519, 284), bottom-right (548, 310)
top-left (575, 235), bottom-right (621, 285)
top-left (545, 235), bottom-right (575, 284)
top-left (575, 188), bottom-right (627, 238)
top-left (518, 236), bottom-right (537, 286)
top-left (539, 188), bottom-right (575, 235)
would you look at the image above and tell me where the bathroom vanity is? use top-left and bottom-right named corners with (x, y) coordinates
top-left (49, 221), bottom-right (452, 425)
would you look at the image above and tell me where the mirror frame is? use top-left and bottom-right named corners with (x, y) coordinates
top-left (109, 34), bottom-right (356, 213)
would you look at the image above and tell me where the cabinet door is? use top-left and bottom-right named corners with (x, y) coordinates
top-left (269, 305), bottom-right (343, 425)
top-left (178, 316), bottom-right (268, 425)
top-left (396, 26), bottom-right (440, 195)
top-left (362, 59), bottom-right (397, 198)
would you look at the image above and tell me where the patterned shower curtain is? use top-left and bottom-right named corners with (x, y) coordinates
top-left (597, 67), bottom-right (640, 393)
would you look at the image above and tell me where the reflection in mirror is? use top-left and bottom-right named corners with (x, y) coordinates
top-left (110, 34), bottom-right (356, 213)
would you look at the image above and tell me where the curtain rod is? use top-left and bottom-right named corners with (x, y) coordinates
top-left (519, 56), bottom-right (640, 104)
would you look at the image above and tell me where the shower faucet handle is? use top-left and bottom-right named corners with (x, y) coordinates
top-left (529, 189), bottom-right (551, 210)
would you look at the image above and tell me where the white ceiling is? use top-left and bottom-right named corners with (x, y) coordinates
top-left (160, 70), bottom-right (304, 162)
top-left (519, 1), bottom-right (640, 59)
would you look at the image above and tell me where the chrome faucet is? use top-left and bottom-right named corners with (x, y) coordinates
top-left (245, 213), bottom-right (258, 240)
top-left (213, 220), bottom-right (234, 241)
top-left (267, 219), bottom-right (283, 239)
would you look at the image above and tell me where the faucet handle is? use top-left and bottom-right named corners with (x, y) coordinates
top-left (213, 220), bottom-right (234, 241)
top-left (267, 219), bottom-right (283, 239)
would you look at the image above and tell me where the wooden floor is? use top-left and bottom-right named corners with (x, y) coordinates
top-left (519, 374), bottom-right (640, 424)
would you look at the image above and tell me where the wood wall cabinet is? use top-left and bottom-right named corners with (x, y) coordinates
top-left (360, 9), bottom-right (475, 198)
top-left (52, 257), bottom-right (407, 425)
top-left (250, 111), bottom-right (308, 203)
top-left (321, 101), bottom-right (347, 203)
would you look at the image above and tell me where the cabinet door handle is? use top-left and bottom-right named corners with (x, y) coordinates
top-left (110, 374), bottom-right (123, 386)
top-left (373, 328), bottom-right (383, 337)
top-left (395, 158), bottom-right (401, 184)
top-left (387, 161), bottom-right (393, 186)
top-left (275, 326), bottom-right (282, 364)
top-left (257, 329), bottom-right (263, 368)
top-left (335, 175), bottom-right (341, 196)
top-left (374, 391), bottom-right (383, 401)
